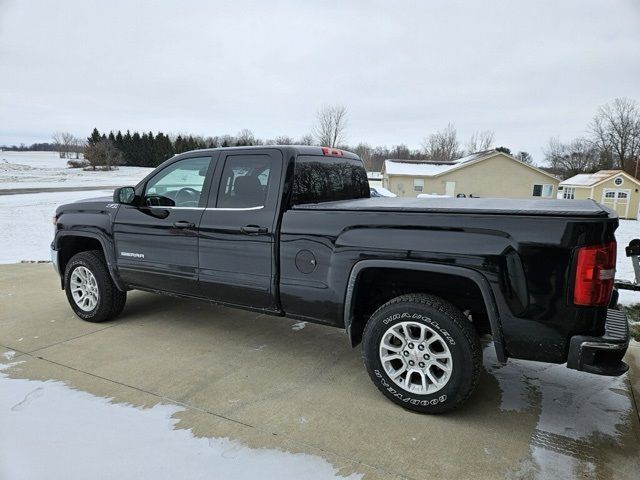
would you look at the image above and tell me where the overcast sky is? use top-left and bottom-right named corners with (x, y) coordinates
top-left (1, 0), bottom-right (639, 163)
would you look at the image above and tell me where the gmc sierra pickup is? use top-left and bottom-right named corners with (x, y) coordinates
top-left (51, 146), bottom-right (630, 413)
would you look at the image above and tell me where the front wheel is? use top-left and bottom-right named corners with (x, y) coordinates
top-left (64, 250), bottom-right (126, 322)
top-left (362, 294), bottom-right (481, 413)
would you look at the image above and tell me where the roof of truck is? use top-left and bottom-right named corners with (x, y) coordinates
top-left (294, 197), bottom-right (611, 217)
top-left (175, 145), bottom-right (360, 160)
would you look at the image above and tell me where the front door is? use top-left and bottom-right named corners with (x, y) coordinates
top-left (198, 150), bottom-right (282, 310)
top-left (601, 188), bottom-right (631, 218)
top-left (114, 155), bottom-right (214, 295)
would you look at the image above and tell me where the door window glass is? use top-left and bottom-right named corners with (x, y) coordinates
top-left (144, 157), bottom-right (211, 207)
top-left (217, 155), bottom-right (273, 208)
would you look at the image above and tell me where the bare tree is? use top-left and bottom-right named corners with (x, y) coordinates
top-left (465, 130), bottom-right (495, 153)
top-left (515, 151), bottom-right (533, 165)
top-left (544, 137), bottom-right (599, 179)
top-left (235, 129), bottom-right (257, 146)
top-left (353, 143), bottom-right (374, 171)
top-left (298, 134), bottom-right (315, 146)
top-left (266, 135), bottom-right (295, 145)
top-left (422, 123), bottom-right (462, 161)
top-left (589, 97), bottom-right (640, 171)
top-left (313, 105), bottom-right (348, 147)
top-left (52, 131), bottom-right (75, 158)
top-left (84, 138), bottom-right (124, 171)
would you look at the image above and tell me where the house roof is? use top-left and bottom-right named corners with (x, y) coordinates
top-left (383, 151), bottom-right (493, 176)
top-left (560, 170), bottom-right (638, 187)
top-left (383, 150), bottom-right (559, 181)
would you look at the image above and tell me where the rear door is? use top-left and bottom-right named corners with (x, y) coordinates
top-left (198, 149), bottom-right (283, 309)
top-left (114, 155), bottom-right (215, 295)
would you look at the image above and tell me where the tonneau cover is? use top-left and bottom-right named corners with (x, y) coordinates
top-left (294, 197), bottom-right (612, 218)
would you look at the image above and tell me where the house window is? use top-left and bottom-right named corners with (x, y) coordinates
top-left (532, 184), bottom-right (554, 198)
top-left (614, 177), bottom-right (623, 186)
top-left (563, 187), bottom-right (575, 199)
top-left (604, 191), bottom-right (616, 199)
top-left (413, 178), bottom-right (424, 192)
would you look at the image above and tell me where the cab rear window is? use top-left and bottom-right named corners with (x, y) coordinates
top-left (292, 155), bottom-right (370, 205)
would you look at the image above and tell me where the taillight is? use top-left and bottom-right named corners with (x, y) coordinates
top-left (573, 241), bottom-right (616, 306)
top-left (321, 147), bottom-right (344, 157)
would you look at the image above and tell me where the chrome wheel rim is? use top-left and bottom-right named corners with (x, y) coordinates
top-left (379, 321), bottom-right (453, 395)
top-left (70, 266), bottom-right (99, 312)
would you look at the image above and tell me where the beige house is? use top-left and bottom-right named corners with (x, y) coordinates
top-left (559, 170), bottom-right (640, 220)
top-left (381, 150), bottom-right (560, 199)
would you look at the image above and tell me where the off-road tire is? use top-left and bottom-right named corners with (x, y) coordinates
top-left (362, 293), bottom-right (481, 413)
top-left (64, 250), bottom-right (126, 322)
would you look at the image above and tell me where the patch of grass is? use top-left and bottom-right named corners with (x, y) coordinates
top-left (620, 303), bottom-right (640, 341)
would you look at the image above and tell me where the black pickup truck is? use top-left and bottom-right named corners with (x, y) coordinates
top-left (51, 146), bottom-right (630, 413)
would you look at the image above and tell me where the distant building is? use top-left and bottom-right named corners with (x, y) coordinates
top-left (381, 150), bottom-right (560, 199)
top-left (559, 170), bottom-right (640, 220)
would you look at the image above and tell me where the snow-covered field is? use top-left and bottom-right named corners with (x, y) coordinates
top-left (0, 151), bottom-right (152, 190)
top-left (0, 359), bottom-right (360, 480)
top-left (0, 190), bottom-right (113, 263)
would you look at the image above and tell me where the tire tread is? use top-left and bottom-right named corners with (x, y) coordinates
top-left (362, 293), bottom-right (481, 413)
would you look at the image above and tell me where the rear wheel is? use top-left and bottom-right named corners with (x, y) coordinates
top-left (362, 293), bottom-right (481, 413)
top-left (64, 250), bottom-right (126, 322)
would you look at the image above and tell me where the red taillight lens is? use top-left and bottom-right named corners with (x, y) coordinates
top-left (573, 241), bottom-right (616, 306)
top-left (321, 147), bottom-right (344, 157)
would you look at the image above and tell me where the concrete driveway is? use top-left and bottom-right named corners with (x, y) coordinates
top-left (1, 264), bottom-right (639, 479)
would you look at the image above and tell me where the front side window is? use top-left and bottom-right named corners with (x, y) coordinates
top-left (144, 157), bottom-right (211, 207)
top-left (413, 178), bottom-right (424, 192)
top-left (217, 155), bottom-right (273, 208)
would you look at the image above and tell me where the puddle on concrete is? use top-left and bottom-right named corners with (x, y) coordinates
top-left (0, 360), bottom-right (362, 480)
top-left (484, 343), bottom-right (639, 479)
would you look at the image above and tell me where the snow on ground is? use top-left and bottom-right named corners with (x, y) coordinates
top-left (615, 220), bottom-right (640, 306)
top-left (483, 343), bottom-right (632, 479)
top-left (0, 361), bottom-right (361, 480)
top-left (0, 190), bottom-right (113, 263)
top-left (0, 151), bottom-right (152, 190)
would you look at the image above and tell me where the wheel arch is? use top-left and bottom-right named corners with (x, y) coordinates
top-left (343, 260), bottom-right (506, 362)
top-left (55, 231), bottom-right (125, 291)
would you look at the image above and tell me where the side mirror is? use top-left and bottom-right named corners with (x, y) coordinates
top-left (114, 186), bottom-right (136, 205)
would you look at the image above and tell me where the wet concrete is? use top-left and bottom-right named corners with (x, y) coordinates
top-left (1, 263), bottom-right (639, 479)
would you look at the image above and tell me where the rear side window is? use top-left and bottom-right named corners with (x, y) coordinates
top-left (217, 154), bottom-right (273, 208)
top-left (292, 156), bottom-right (370, 205)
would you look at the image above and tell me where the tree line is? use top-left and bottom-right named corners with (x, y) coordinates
top-left (4, 98), bottom-right (637, 178)
top-left (544, 97), bottom-right (640, 179)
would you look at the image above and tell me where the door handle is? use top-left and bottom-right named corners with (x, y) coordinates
top-left (241, 225), bottom-right (268, 235)
top-left (173, 220), bottom-right (195, 229)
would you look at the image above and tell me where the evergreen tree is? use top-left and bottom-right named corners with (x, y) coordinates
top-left (130, 132), bottom-right (142, 166)
top-left (122, 130), bottom-right (133, 165)
top-left (87, 128), bottom-right (101, 146)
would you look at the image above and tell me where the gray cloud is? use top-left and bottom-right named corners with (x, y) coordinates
top-left (1, 0), bottom-right (639, 162)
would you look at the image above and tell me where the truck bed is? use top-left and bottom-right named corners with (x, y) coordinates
top-left (294, 197), bottom-right (612, 218)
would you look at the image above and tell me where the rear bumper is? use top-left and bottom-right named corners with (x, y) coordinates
top-left (567, 309), bottom-right (629, 376)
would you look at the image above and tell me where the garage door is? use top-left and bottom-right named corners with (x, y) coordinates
top-left (601, 188), bottom-right (631, 218)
